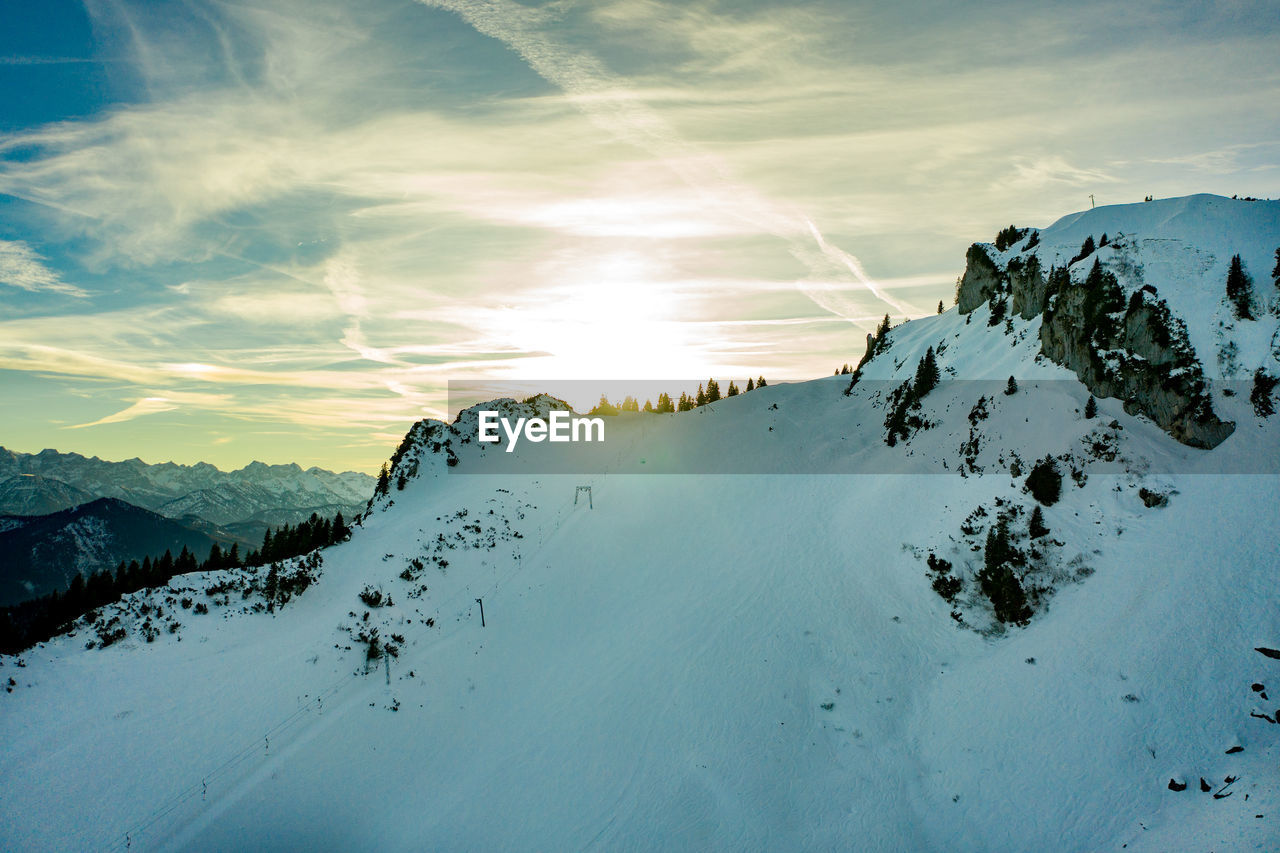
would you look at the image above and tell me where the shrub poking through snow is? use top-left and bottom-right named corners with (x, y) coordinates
top-left (927, 553), bottom-right (962, 603)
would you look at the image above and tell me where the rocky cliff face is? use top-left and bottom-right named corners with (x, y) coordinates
top-left (957, 241), bottom-right (1235, 449)
top-left (1009, 254), bottom-right (1049, 319)
top-left (956, 244), bottom-right (1004, 314)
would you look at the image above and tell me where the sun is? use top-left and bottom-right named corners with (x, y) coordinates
top-left (493, 250), bottom-right (711, 380)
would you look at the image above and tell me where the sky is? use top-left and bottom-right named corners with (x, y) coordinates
top-left (1, 0), bottom-right (1278, 473)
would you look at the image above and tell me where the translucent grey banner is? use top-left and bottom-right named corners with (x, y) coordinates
top-left (444, 379), bottom-right (1280, 475)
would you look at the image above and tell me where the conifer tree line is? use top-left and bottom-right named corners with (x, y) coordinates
top-left (0, 511), bottom-right (351, 654)
top-left (586, 377), bottom-right (768, 416)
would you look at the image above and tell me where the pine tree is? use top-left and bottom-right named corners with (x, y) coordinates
top-left (265, 563), bottom-right (280, 612)
top-left (125, 560), bottom-right (141, 591)
top-left (746, 377), bottom-right (755, 392)
top-left (331, 512), bottom-right (348, 543)
top-left (1272, 247), bottom-right (1280, 288)
top-left (206, 543), bottom-right (223, 571)
top-left (726, 381), bottom-right (739, 397)
top-left (1070, 236), bottom-right (1096, 266)
top-left (1004, 376), bottom-right (1018, 395)
top-left (979, 518), bottom-right (1032, 624)
top-left (590, 394), bottom-right (620, 416)
top-left (1084, 395), bottom-right (1097, 419)
top-left (1252, 369), bottom-right (1278, 417)
top-left (1029, 505), bottom-right (1049, 539)
top-left (883, 386), bottom-right (914, 447)
top-left (994, 225), bottom-right (1025, 251)
top-left (375, 463), bottom-right (391, 496)
top-left (874, 314), bottom-right (892, 353)
top-left (937, 300), bottom-right (944, 314)
top-left (1226, 254), bottom-right (1254, 320)
top-left (227, 543), bottom-right (240, 568)
top-left (1025, 456), bottom-right (1063, 506)
top-left (988, 296), bottom-right (1007, 327)
top-left (914, 347), bottom-right (940, 397)
top-left (261, 529), bottom-right (274, 562)
top-left (695, 383), bottom-right (707, 406)
top-left (705, 379), bottom-right (721, 403)
top-left (65, 572), bottom-right (86, 610)
top-left (86, 569), bottom-right (113, 607)
top-left (642, 399), bottom-right (653, 412)
top-left (656, 392), bottom-right (674, 413)
top-left (757, 376), bottom-right (767, 388)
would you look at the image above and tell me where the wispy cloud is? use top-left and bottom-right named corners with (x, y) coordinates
top-left (419, 0), bottom-right (913, 328)
top-left (0, 240), bottom-right (89, 297)
top-left (1005, 156), bottom-right (1121, 190)
top-left (68, 395), bottom-right (187, 428)
top-left (0, 0), bottom-right (1277, 469)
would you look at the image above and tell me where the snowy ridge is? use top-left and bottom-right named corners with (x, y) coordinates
top-left (1, 195), bottom-right (1278, 851)
top-left (981, 194), bottom-right (1280, 386)
top-left (0, 447), bottom-right (375, 527)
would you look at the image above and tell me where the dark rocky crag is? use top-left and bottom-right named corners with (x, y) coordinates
top-left (956, 243), bottom-right (1234, 449)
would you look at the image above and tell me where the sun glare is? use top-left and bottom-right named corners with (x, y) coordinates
top-left (494, 251), bottom-right (710, 379)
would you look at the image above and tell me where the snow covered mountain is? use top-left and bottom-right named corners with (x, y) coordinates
top-left (0, 498), bottom-right (221, 606)
top-left (0, 448), bottom-right (375, 527)
top-left (1, 195), bottom-right (1277, 851)
top-left (0, 474), bottom-right (96, 517)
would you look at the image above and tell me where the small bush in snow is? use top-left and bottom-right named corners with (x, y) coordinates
top-left (359, 586), bottom-right (387, 607)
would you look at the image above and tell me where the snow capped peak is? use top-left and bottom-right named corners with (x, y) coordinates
top-left (0, 447), bottom-right (376, 525)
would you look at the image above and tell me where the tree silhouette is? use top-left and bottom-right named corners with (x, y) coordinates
top-left (1226, 254), bottom-right (1254, 320)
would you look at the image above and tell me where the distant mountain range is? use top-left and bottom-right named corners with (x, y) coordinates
top-left (0, 475), bottom-right (97, 517)
top-left (0, 449), bottom-right (376, 605)
top-left (0, 498), bottom-right (221, 606)
top-left (0, 448), bottom-right (373, 523)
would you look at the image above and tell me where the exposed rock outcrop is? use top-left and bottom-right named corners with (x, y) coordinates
top-left (956, 244), bottom-right (1004, 314)
top-left (1009, 254), bottom-right (1049, 319)
top-left (958, 243), bottom-right (1235, 449)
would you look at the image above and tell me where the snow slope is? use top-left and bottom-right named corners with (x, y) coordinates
top-left (1, 195), bottom-right (1278, 852)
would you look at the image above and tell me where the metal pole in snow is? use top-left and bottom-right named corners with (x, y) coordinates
top-left (475, 597), bottom-right (486, 628)
top-left (384, 653), bottom-right (390, 685)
